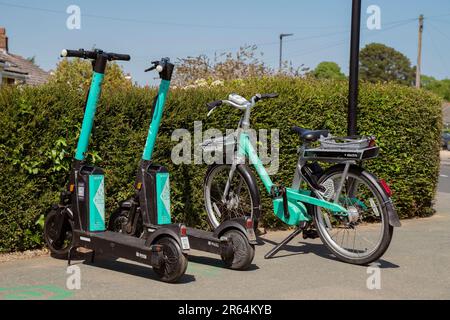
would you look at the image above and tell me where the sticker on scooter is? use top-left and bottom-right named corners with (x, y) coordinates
top-left (79, 236), bottom-right (91, 242)
top-left (208, 241), bottom-right (220, 248)
top-left (136, 252), bottom-right (147, 260)
top-left (181, 237), bottom-right (190, 250)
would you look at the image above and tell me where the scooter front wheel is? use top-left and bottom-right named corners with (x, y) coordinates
top-left (44, 209), bottom-right (74, 259)
top-left (221, 230), bottom-right (255, 270)
top-left (153, 236), bottom-right (188, 283)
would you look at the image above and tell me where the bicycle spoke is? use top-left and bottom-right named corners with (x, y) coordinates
top-left (316, 171), bottom-right (386, 260)
top-left (206, 165), bottom-right (254, 228)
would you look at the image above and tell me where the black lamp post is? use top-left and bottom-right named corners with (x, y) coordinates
top-left (348, 0), bottom-right (362, 137)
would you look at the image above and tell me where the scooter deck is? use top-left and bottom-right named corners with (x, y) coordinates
top-left (72, 230), bottom-right (163, 267)
top-left (185, 227), bottom-right (227, 255)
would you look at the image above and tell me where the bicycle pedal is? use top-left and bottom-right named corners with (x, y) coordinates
top-left (302, 229), bottom-right (319, 240)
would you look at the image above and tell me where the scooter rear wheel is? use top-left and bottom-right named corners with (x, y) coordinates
top-left (221, 230), bottom-right (255, 270)
top-left (44, 209), bottom-right (74, 259)
top-left (153, 236), bottom-right (188, 283)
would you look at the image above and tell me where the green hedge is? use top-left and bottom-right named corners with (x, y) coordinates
top-left (0, 77), bottom-right (443, 253)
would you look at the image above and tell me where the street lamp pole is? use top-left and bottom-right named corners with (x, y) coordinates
top-left (348, 0), bottom-right (362, 137)
top-left (279, 33), bottom-right (294, 72)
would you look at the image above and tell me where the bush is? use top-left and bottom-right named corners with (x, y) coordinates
top-left (0, 77), bottom-right (443, 253)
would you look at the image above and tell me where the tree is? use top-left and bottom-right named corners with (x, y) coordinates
top-left (421, 75), bottom-right (450, 101)
top-left (312, 61), bottom-right (346, 80)
top-left (49, 58), bottom-right (132, 90)
top-left (359, 43), bottom-right (414, 85)
top-left (173, 45), bottom-right (273, 87)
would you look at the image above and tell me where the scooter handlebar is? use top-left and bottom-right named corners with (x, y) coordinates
top-left (61, 49), bottom-right (130, 61)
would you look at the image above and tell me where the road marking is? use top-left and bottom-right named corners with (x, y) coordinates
top-left (440, 175), bottom-right (449, 178)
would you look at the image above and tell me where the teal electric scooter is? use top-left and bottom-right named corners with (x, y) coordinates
top-left (44, 49), bottom-right (189, 283)
top-left (109, 58), bottom-right (257, 271)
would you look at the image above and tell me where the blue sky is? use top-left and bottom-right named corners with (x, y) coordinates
top-left (1, 0), bottom-right (450, 85)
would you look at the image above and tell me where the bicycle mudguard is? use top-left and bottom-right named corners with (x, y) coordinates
top-left (385, 200), bottom-right (401, 227)
top-left (286, 188), bottom-right (348, 214)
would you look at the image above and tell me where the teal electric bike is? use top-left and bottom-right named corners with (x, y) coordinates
top-left (43, 49), bottom-right (189, 283)
top-left (203, 93), bottom-right (401, 265)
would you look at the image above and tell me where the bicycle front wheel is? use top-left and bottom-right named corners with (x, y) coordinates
top-left (204, 164), bottom-right (261, 230)
top-left (314, 165), bottom-right (394, 265)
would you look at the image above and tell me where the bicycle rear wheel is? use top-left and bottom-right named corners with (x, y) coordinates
top-left (314, 165), bottom-right (394, 265)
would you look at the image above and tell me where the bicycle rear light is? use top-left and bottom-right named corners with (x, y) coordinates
top-left (180, 224), bottom-right (187, 237)
top-left (379, 179), bottom-right (393, 197)
top-left (246, 218), bottom-right (253, 229)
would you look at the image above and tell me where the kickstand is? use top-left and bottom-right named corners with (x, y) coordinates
top-left (67, 246), bottom-right (76, 266)
top-left (264, 227), bottom-right (303, 259)
top-left (90, 250), bottom-right (95, 263)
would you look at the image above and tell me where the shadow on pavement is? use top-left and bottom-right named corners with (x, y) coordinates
top-left (188, 255), bottom-right (260, 271)
top-left (68, 253), bottom-right (196, 284)
top-left (259, 237), bottom-right (399, 269)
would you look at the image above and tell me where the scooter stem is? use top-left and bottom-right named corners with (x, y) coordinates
top-left (142, 79), bottom-right (171, 161)
top-left (75, 72), bottom-right (105, 161)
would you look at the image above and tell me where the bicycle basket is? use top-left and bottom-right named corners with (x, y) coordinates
top-left (319, 135), bottom-right (375, 150)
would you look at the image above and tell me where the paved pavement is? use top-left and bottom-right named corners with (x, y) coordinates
top-left (1, 153), bottom-right (450, 300)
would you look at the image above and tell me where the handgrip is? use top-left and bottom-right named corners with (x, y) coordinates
top-left (261, 93), bottom-right (279, 99)
top-left (255, 93), bottom-right (279, 102)
top-left (108, 53), bottom-right (131, 61)
top-left (145, 65), bottom-right (163, 73)
top-left (207, 100), bottom-right (223, 111)
top-left (145, 60), bottom-right (166, 73)
top-left (61, 49), bottom-right (95, 59)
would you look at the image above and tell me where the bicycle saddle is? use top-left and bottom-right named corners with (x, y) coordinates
top-left (292, 126), bottom-right (330, 142)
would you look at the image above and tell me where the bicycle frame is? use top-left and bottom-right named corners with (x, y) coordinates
top-left (227, 130), bottom-right (348, 227)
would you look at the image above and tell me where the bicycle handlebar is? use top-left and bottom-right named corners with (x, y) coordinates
top-left (206, 93), bottom-right (278, 112)
top-left (255, 93), bottom-right (279, 102)
top-left (207, 100), bottom-right (223, 111)
top-left (61, 49), bottom-right (130, 61)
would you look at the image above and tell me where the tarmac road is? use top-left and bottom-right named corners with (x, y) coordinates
top-left (1, 153), bottom-right (449, 300)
